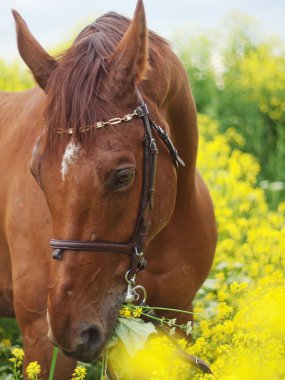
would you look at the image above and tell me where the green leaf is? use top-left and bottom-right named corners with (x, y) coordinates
top-left (105, 335), bottom-right (118, 350)
top-left (114, 318), bottom-right (156, 356)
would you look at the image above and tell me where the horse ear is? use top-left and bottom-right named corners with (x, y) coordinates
top-left (12, 10), bottom-right (58, 91)
top-left (109, 0), bottom-right (149, 91)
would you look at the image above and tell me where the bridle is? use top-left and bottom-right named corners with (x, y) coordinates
top-left (50, 88), bottom-right (185, 295)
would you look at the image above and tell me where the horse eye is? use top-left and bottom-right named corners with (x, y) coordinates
top-left (106, 168), bottom-right (135, 190)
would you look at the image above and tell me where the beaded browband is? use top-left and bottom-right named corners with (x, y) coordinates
top-left (57, 109), bottom-right (140, 135)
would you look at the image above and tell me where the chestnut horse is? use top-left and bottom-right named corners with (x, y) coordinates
top-left (0, 1), bottom-right (216, 378)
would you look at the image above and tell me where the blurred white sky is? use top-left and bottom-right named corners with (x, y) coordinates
top-left (1, 0), bottom-right (285, 61)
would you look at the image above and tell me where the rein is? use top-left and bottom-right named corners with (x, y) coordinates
top-left (50, 89), bottom-right (185, 283)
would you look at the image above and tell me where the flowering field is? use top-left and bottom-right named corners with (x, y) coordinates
top-left (192, 115), bottom-right (285, 379)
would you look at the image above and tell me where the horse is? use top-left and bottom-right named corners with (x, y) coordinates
top-left (0, 1), bottom-right (217, 378)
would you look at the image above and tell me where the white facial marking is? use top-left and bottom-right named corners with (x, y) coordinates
top-left (61, 140), bottom-right (81, 181)
top-left (32, 142), bottom-right (38, 158)
top-left (47, 310), bottom-right (55, 341)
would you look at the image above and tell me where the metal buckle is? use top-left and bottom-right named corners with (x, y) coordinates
top-left (52, 249), bottom-right (64, 260)
top-left (135, 104), bottom-right (149, 118)
top-left (125, 270), bottom-right (136, 303)
top-left (149, 138), bottom-right (158, 154)
top-left (132, 285), bottom-right (147, 304)
top-left (125, 270), bottom-right (136, 285)
top-left (134, 247), bottom-right (143, 257)
top-left (124, 270), bottom-right (147, 304)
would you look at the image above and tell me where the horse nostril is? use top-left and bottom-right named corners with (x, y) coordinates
top-left (80, 324), bottom-right (104, 354)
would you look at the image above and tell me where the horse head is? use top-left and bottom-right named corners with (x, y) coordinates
top-left (13, 0), bottom-right (178, 362)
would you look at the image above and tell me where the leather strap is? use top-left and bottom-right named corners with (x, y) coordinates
top-left (150, 121), bottom-right (185, 168)
top-left (50, 239), bottom-right (134, 254)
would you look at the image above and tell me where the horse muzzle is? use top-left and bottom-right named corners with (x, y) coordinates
top-left (48, 314), bottom-right (105, 362)
top-left (63, 322), bottom-right (105, 362)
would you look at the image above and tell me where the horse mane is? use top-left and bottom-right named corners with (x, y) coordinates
top-left (44, 12), bottom-right (168, 144)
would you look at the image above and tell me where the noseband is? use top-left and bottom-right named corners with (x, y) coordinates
top-left (50, 89), bottom-right (185, 281)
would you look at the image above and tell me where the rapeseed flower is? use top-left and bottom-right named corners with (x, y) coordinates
top-left (120, 306), bottom-right (132, 318)
top-left (26, 361), bottom-right (41, 380)
top-left (119, 306), bottom-right (143, 318)
top-left (9, 347), bottom-right (24, 367)
top-left (71, 366), bottom-right (87, 380)
top-left (2, 339), bottom-right (11, 347)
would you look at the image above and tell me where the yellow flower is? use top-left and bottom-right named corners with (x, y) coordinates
top-left (71, 366), bottom-right (87, 379)
top-left (132, 307), bottom-right (143, 318)
top-left (11, 347), bottom-right (24, 361)
top-left (217, 302), bottom-right (233, 319)
top-left (120, 306), bottom-right (143, 318)
top-left (230, 281), bottom-right (248, 294)
top-left (119, 307), bottom-right (132, 318)
top-left (10, 347), bottom-right (24, 367)
top-left (1, 339), bottom-right (11, 347)
top-left (26, 361), bottom-right (41, 380)
top-left (217, 290), bottom-right (228, 302)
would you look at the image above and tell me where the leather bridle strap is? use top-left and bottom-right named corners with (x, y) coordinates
top-left (126, 90), bottom-right (158, 275)
top-left (50, 240), bottom-right (134, 260)
top-left (50, 88), bottom-right (184, 278)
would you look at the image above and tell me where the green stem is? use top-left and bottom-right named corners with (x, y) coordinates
top-left (105, 351), bottom-right (109, 377)
top-left (138, 311), bottom-right (190, 335)
top-left (134, 305), bottom-right (208, 320)
top-left (48, 346), bottom-right (59, 380)
top-left (101, 354), bottom-right (105, 379)
top-left (12, 362), bottom-right (19, 380)
top-left (100, 350), bottom-right (109, 379)
top-left (139, 311), bottom-right (164, 324)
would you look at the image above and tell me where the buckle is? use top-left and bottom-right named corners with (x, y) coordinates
top-left (52, 248), bottom-right (64, 260)
top-left (149, 138), bottom-right (158, 154)
top-left (136, 104), bottom-right (149, 118)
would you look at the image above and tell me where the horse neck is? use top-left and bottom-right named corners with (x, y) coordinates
top-left (142, 47), bottom-right (198, 184)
